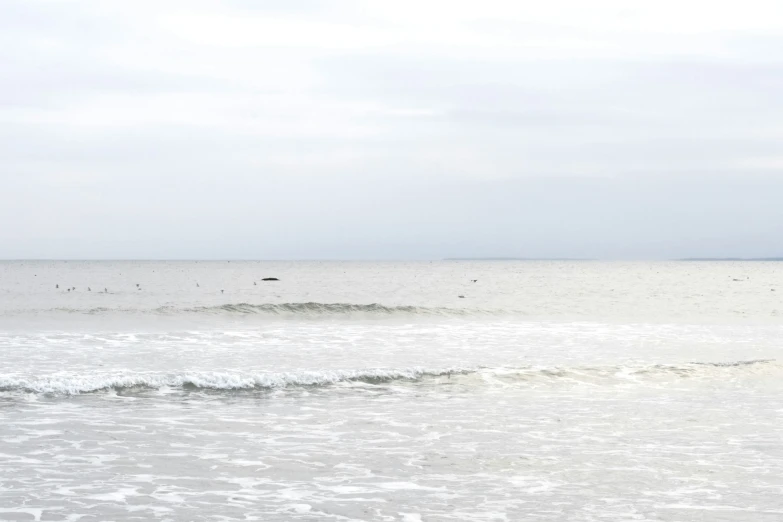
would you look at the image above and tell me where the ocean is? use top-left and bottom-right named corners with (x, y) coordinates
top-left (1, 260), bottom-right (782, 521)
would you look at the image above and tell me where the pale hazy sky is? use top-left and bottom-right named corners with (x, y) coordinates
top-left (2, 0), bottom-right (783, 259)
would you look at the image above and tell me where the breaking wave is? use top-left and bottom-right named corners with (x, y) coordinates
top-left (0, 360), bottom-right (777, 395)
top-left (0, 367), bottom-right (473, 395)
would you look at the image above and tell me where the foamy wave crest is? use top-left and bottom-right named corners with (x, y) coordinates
top-left (486, 359), bottom-right (780, 384)
top-left (1, 360), bottom-right (777, 395)
top-left (0, 367), bottom-right (474, 395)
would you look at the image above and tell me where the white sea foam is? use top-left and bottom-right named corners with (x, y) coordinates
top-left (0, 360), bottom-right (776, 395)
top-left (0, 367), bottom-right (473, 394)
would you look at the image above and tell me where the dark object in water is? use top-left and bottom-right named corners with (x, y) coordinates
top-left (221, 289), bottom-right (224, 293)
top-left (56, 284), bottom-right (59, 289)
top-left (458, 295), bottom-right (465, 298)
top-left (262, 278), bottom-right (279, 281)
top-left (471, 279), bottom-right (477, 283)
top-left (254, 282), bottom-right (257, 285)
top-left (104, 288), bottom-right (107, 293)
top-left (88, 287), bottom-right (91, 291)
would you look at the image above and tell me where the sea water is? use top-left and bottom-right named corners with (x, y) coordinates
top-left (1, 261), bottom-right (782, 521)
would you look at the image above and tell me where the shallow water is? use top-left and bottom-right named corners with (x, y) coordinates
top-left (1, 261), bottom-right (782, 521)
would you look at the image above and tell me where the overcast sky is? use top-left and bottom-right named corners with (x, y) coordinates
top-left (2, 0), bottom-right (782, 259)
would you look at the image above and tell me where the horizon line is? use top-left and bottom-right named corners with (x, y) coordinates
top-left (2, 257), bottom-right (783, 262)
